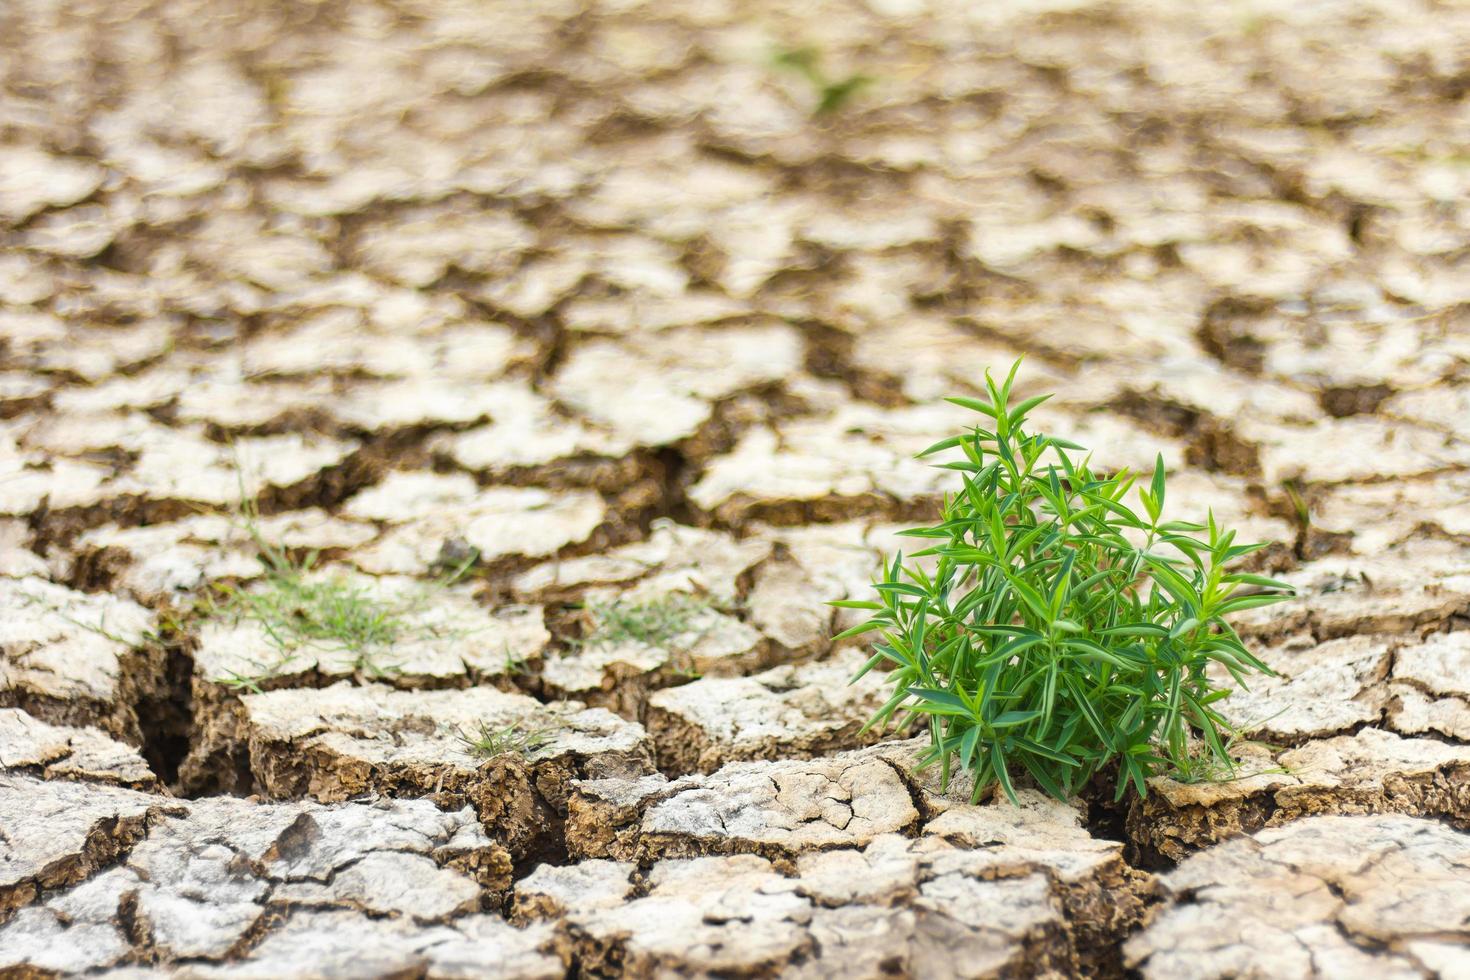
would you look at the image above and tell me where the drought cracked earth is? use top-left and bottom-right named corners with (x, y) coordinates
top-left (1, 0), bottom-right (1469, 976)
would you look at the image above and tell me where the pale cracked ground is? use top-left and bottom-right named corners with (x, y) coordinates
top-left (1, 0), bottom-right (1469, 976)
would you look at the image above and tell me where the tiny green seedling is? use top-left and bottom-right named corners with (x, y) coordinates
top-left (457, 719), bottom-right (552, 760)
top-left (200, 482), bottom-right (474, 688)
top-left (578, 593), bottom-right (714, 650)
top-left (837, 361), bottom-right (1294, 804)
top-left (772, 46), bottom-right (874, 116)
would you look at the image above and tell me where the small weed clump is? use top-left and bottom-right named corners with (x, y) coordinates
top-left (205, 494), bottom-right (471, 693)
top-left (579, 593), bottom-right (713, 650)
top-left (574, 593), bottom-right (716, 679)
top-left (457, 719), bottom-right (552, 760)
top-left (772, 46), bottom-right (873, 115)
top-left (839, 362), bottom-right (1293, 803)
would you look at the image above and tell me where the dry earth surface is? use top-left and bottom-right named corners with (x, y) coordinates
top-left (2, 0), bottom-right (1469, 976)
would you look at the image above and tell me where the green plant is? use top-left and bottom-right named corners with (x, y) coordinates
top-left (837, 362), bottom-right (1294, 804)
top-left (457, 719), bottom-right (552, 760)
top-left (772, 46), bottom-right (874, 115)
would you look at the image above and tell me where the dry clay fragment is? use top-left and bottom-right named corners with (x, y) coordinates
top-left (0, 577), bottom-right (161, 741)
top-left (180, 573), bottom-right (547, 797)
top-left (339, 471), bottom-right (607, 575)
top-left (1129, 727), bottom-right (1470, 862)
top-left (241, 682), bottom-right (653, 859)
top-left (0, 775), bottom-right (178, 919)
top-left (18, 412), bottom-right (361, 519)
top-left (687, 401), bottom-right (959, 528)
top-left (178, 910), bottom-right (563, 980)
top-left (0, 777), bottom-right (515, 974)
top-left (0, 147), bottom-right (105, 223)
top-left (63, 508), bottom-right (377, 605)
top-left (645, 650), bottom-right (892, 774)
top-left (433, 380), bottom-right (644, 482)
top-left (1126, 814), bottom-right (1470, 979)
top-left (511, 858), bottom-right (636, 922)
top-left (546, 848), bottom-right (1079, 980)
top-left (1214, 633), bottom-right (1395, 741)
top-left (567, 744), bottom-right (922, 868)
top-left (512, 519), bottom-right (770, 605)
top-left (1389, 629), bottom-right (1470, 741)
top-left (555, 743), bottom-right (1146, 977)
top-left (0, 707), bottom-right (156, 788)
top-left (1241, 415), bottom-right (1470, 486)
top-left (549, 322), bottom-right (805, 450)
top-left (1230, 539), bottom-right (1470, 642)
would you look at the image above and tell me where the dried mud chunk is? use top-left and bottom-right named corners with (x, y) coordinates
top-left (240, 682), bottom-right (653, 858)
top-left (0, 425), bottom-right (111, 516)
top-left (0, 519), bottom-right (46, 578)
top-left (541, 598), bottom-right (768, 717)
top-left (1214, 634), bottom-right (1394, 741)
top-left (342, 473), bottom-right (607, 575)
top-left (20, 413), bottom-right (361, 515)
top-left (351, 206), bottom-right (534, 287)
top-left (548, 323), bottom-right (804, 449)
top-left (1238, 415), bottom-right (1470, 485)
top-left (240, 313), bottom-right (534, 382)
top-left (1129, 728), bottom-right (1470, 861)
top-left (555, 854), bottom-right (815, 976)
top-left (1387, 630), bottom-right (1470, 741)
top-left (184, 911), bottom-right (564, 979)
top-left (644, 650), bottom-right (891, 774)
top-left (1126, 814), bottom-right (1470, 979)
top-left (1230, 540), bottom-right (1470, 641)
top-left (688, 402), bottom-right (960, 527)
top-left (63, 509), bottom-right (378, 604)
top-left (433, 381), bottom-right (639, 478)
top-left (1391, 629), bottom-right (1470, 700)
top-left (567, 747), bottom-right (921, 867)
top-left (191, 571), bottom-right (547, 689)
top-left (1309, 472), bottom-right (1470, 555)
top-left (0, 708), bottom-right (156, 788)
top-left (1389, 684), bottom-right (1470, 742)
top-left (512, 520), bottom-right (770, 604)
top-left (0, 147), bottom-right (104, 223)
top-left (0, 783), bottom-right (519, 974)
top-left (511, 859), bottom-right (635, 922)
top-left (0, 775), bottom-right (178, 918)
top-left (794, 878), bottom-right (1069, 980)
top-left (555, 814), bottom-right (1139, 979)
top-left (0, 577), bottom-right (158, 739)
top-left (744, 522), bottom-right (898, 644)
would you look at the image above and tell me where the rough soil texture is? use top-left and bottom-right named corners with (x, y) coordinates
top-left (1, 0), bottom-right (1469, 976)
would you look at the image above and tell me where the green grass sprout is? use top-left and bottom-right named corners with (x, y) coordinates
top-left (457, 719), bottom-right (553, 760)
top-left (772, 45), bottom-right (874, 116)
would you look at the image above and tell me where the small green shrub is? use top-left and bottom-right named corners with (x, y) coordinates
top-left (838, 362), bottom-right (1293, 803)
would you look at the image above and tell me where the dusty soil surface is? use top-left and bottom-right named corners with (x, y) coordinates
top-left (2, 0), bottom-right (1469, 976)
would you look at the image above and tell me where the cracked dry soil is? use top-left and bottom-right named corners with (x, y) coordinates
top-left (2, 0), bottom-right (1469, 976)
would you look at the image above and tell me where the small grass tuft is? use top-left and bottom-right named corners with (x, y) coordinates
top-left (203, 482), bottom-right (474, 692)
top-left (579, 593), bottom-right (714, 650)
top-left (772, 45), bottom-right (874, 116)
top-left (457, 719), bottom-right (553, 760)
top-left (837, 360), bottom-right (1295, 805)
